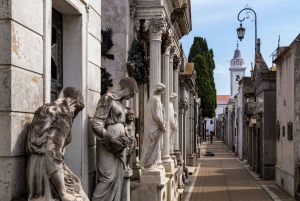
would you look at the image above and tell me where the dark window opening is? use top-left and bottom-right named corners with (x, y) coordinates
top-left (51, 8), bottom-right (63, 102)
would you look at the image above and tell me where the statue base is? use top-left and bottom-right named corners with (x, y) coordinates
top-left (173, 150), bottom-right (182, 162)
top-left (131, 167), bottom-right (183, 201)
top-left (140, 167), bottom-right (166, 184)
top-left (162, 158), bottom-right (175, 172)
top-left (121, 169), bottom-right (132, 201)
top-left (188, 153), bottom-right (196, 166)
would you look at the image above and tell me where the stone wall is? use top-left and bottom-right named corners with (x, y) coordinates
top-left (0, 0), bottom-right (43, 199)
top-left (0, 0), bottom-right (102, 199)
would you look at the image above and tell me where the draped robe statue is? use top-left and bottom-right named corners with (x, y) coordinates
top-left (140, 83), bottom-right (166, 170)
top-left (169, 93), bottom-right (178, 153)
top-left (26, 87), bottom-right (89, 201)
top-left (92, 77), bottom-right (138, 201)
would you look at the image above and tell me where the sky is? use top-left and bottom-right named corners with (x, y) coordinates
top-left (180, 0), bottom-right (300, 95)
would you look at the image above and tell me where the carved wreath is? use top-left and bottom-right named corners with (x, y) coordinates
top-left (126, 40), bottom-right (149, 85)
top-left (101, 67), bottom-right (113, 95)
top-left (101, 28), bottom-right (114, 60)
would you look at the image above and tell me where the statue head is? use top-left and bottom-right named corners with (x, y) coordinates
top-left (56, 87), bottom-right (85, 118)
top-left (152, 83), bottom-right (166, 95)
top-left (111, 77), bottom-right (139, 101)
top-left (126, 107), bottom-right (134, 123)
top-left (170, 93), bottom-right (177, 102)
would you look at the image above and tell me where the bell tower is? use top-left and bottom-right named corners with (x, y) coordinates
top-left (229, 43), bottom-right (246, 97)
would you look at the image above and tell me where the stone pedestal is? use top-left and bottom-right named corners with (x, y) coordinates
top-left (176, 162), bottom-right (184, 190)
top-left (131, 178), bottom-right (169, 201)
top-left (122, 169), bottom-right (133, 201)
top-left (197, 147), bottom-right (201, 159)
top-left (140, 168), bottom-right (166, 184)
top-left (166, 167), bottom-right (181, 201)
top-left (174, 150), bottom-right (183, 162)
top-left (188, 154), bottom-right (196, 166)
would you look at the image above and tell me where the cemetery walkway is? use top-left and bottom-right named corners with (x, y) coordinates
top-left (182, 139), bottom-right (294, 201)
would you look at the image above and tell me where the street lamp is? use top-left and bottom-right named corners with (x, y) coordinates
top-left (237, 6), bottom-right (257, 52)
top-left (237, 23), bottom-right (245, 41)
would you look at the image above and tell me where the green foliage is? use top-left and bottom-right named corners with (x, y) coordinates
top-left (188, 37), bottom-right (217, 118)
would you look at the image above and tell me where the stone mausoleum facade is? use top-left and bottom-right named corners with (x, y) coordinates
top-left (0, 0), bottom-right (195, 200)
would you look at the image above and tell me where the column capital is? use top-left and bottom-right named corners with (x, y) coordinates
top-left (130, 4), bottom-right (137, 18)
top-left (145, 18), bottom-right (167, 40)
top-left (165, 30), bottom-right (176, 55)
top-left (173, 56), bottom-right (182, 70)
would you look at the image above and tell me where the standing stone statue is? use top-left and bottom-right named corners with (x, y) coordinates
top-left (26, 87), bottom-right (89, 201)
top-left (125, 107), bottom-right (137, 170)
top-left (140, 83), bottom-right (166, 170)
top-left (92, 77), bottom-right (138, 201)
top-left (169, 93), bottom-right (178, 153)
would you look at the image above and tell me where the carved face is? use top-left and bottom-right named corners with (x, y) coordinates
top-left (157, 89), bottom-right (165, 95)
top-left (57, 87), bottom-right (85, 118)
top-left (126, 111), bottom-right (134, 122)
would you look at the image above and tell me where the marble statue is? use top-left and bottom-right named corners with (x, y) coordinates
top-left (26, 87), bottom-right (89, 201)
top-left (140, 83), bottom-right (166, 170)
top-left (169, 93), bottom-right (178, 153)
top-left (92, 77), bottom-right (138, 201)
top-left (125, 107), bottom-right (137, 170)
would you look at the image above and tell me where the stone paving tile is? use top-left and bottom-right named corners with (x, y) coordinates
top-left (182, 140), bottom-right (273, 201)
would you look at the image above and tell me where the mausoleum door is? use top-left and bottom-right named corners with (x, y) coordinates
top-left (51, 8), bottom-right (63, 102)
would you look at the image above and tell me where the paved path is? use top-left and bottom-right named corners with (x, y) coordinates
top-left (182, 140), bottom-right (274, 201)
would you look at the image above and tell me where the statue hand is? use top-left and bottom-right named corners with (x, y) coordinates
top-left (110, 137), bottom-right (124, 151)
top-left (61, 193), bottom-right (76, 201)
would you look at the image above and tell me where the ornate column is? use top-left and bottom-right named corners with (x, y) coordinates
top-left (161, 32), bottom-right (175, 172)
top-left (173, 57), bottom-right (181, 157)
top-left (145, 18), bottom-right (167, 90)
top-left (169, 48), bottom-right (175, 154)
top-left (143, 18), bottom-right (167, 166)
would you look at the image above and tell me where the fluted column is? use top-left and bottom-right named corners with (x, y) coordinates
top-left (173, 57), bottom-right (181, 152)
top-left (145, 18), bottom-right (167, 90)
top-left (144, 18), bottom-right (166, 166)
top-left (161, 32), bottom-right (174, 172)
top-left (169, 52), bottom-right (174, 154)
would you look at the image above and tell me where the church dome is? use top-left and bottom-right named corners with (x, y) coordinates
top-left (233, 47), bottom-right (242, 59)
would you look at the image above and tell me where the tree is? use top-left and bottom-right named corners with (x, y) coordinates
top-left (188, 37), bottom-right (217, 118)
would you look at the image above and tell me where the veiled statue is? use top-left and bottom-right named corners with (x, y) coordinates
top-left (140, 83), bottom-right (166, 170)
top-left (125, 107), bottom-right (137, 170)
top-left (169, 93), bottom-right (178, 152)
top-left (26, 87), bottom-right (89, 201)
top-left (92, 77), bottom-right (138, 201)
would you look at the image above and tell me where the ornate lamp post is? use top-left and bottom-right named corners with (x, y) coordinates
top-left (237, 6), bottom-right (257, 52)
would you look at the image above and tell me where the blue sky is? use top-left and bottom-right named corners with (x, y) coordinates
top-left (180, 0), bottom-right (300, 95)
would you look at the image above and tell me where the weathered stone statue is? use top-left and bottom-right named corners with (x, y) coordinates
top-left (140, 83), bottom-right (166, 170)
top-left (92, 77), bottom-right (138, 201)
top-left (169, 93), bottom-right (178, 153)
top-left (26, 87), bottom-right (89, 201)
top-left (125, 107), bottom-right (137, 170)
